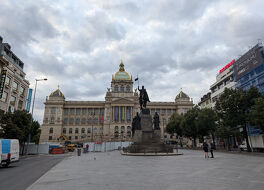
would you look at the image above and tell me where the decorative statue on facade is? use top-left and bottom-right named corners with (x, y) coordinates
top-left (132, 112), bottom-right (141, 136)
top-left (153, 112), bottom-right (160, 130)
top-left (138, 86), bottom-right (150, 109)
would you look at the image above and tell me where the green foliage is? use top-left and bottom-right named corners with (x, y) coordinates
top-left (215, 86), bottom-right (263, 151)
top-left (249, 97), bottom-right (264, 131)
top-left (0, 117), bottom-right (24, 141)
top-left (196, 108), bottom-right (217, 140)
top-left (166, 113), bottom-right (183, 136)
top-left (181, 106), bottom-right (199, 145)
top-left (0, 110), bottom-right (41, 144)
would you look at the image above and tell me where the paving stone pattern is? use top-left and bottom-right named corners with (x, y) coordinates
top-left (27, 150), bottom-right (264, 190)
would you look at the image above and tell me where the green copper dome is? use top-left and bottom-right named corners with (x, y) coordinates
top-left (113, 61), bottom-right (131, 81)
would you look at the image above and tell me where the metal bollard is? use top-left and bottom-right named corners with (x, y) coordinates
top-left (77, 148), bottom-right (81, 156)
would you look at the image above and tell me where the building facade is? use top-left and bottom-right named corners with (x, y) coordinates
top-left (210, 59), bottom-right (236, 108)
top-left (39, 62), bottom-right (194, 143)
top-left (233, 43), bottom-right (264, 149)
top-left (0, 37), bottom-right (30, 114)
top-left (198, 92), bottom-right (211, 109)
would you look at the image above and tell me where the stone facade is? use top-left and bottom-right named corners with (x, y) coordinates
top-left (39, 62), bottom-right (194, 143)
top-left (0, 36), bottom-right (30, 114)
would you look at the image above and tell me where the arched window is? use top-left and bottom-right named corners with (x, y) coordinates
top-left (75, 128), bottom-right (79, 134)
top-left (87, 128), bottom-right (91, 133)
top-left (126, 85), bottom-right (130, 92)
top-left (120, 85), bottom-right (124, 92)
top-left (121, 126), bottom-right (125, 134)
top-left (69, 128), bottom-right (72, 134)
top-left (114, 126), bottom-right (119, 138)
top-left (94, 128), bottom-right (97, 134)
top-left (81, 128), bottom-right (85, 133)
top-left (114, 85), bottom-right (118, 92)
top-left (50, 117), bottom-right (55, 124)
top-left (81, 118), bottom-right (86, 124)
top-left (88, 118), bottom-right (92, 124)
top-left (127, 126), bottom-right (131, 136)
top-left (76, 118), bottom-right (80, 125)
top-left (63, 128), bottom-right (66, 134)
top-left (49, 128), bottom-right (53, 134)
top-left (69, 118), bottom-right (74, 124)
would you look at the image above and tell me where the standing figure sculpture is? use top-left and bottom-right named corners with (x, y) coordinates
top-left (138, 86), bottom-right (150, 109)
top-left (132, 112), bottom-right (141, 136)
top-left (153, 112), bottom-right (160, 130)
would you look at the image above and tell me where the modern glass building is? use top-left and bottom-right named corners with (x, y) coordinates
top-left (234, 43), bottom-right (264, 94)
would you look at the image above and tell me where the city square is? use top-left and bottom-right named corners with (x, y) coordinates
top-left (0, 1), bottom-right (264, 190)
top-left (27, 150), bottom-right (264, 190)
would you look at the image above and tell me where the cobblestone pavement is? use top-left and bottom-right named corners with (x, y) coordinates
top-left (27, 150), bottom-right (264, 190)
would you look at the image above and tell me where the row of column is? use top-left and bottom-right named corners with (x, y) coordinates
top-left (111, 106), bottom-right (133, 122)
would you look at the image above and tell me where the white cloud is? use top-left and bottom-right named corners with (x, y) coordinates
top-left (0, 0), bottom-right (264, 123)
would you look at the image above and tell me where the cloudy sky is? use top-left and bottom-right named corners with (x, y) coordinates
top-left (0, 0), bottom-right (264, 123)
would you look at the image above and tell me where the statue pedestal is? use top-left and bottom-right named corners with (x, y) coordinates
top-left (129, 109), bottom-right (172, 153)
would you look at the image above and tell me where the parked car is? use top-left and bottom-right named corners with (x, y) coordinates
top-left (0, 139), bottom-right (19, 167)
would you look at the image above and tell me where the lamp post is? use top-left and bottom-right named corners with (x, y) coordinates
top-left (26, 78), bottom-right (47, 154)
top-left (31, 78), bottom-right (48, 118)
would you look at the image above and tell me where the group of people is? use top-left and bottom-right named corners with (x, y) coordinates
top-left (203, 140), bottom-right (216, 158)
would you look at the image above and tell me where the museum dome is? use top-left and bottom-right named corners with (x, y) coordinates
top-left (113, 61), bottom-right (132, 81)
top-left (175, 90), bottom-right (190, 100)
top-left (50, 88), bottom-right (65, 98)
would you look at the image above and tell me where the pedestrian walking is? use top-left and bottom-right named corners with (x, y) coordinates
top-left (86, 144), bottom-right (89, 153)
top-left (210, 141), bottom-right (215, 158)
top-left (203, 140), bottom-right (209, 159)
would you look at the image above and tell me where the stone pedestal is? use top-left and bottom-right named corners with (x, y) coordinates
top-left (128, 109), bottom-right (173, 153)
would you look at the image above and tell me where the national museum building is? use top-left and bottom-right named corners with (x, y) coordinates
top-left (39, 62), bottom-right (194, 143)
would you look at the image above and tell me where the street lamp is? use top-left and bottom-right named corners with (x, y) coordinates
top-left (31, 78), bottom-right (48, 119)
top-left (25, 78), bottom-right (47, 154)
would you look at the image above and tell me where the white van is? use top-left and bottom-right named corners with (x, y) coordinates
top-left (0, 139), bottom-right (19, 167)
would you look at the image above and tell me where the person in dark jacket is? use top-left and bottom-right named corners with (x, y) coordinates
top-left (210, 141), bottom-right (216, 158)
top-left (203, 140), bottom-right (209, 159)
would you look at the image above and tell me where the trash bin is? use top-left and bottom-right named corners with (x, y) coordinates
top-left (77, 148), bottom-right (81, 156)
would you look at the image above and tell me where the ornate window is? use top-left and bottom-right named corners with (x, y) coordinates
top-left (81, 128), bottom-right (85, 133)
top-left (114, 85), bottom-right (118, 92)
top-left (81, 118), bottom-right (86, 124)
top-left (76, 108), bottom-right (81, 115)
top-left (69, 118), bottom-right (74, 124)
top-left (70, 108), bottom-right (75, 115)
top-left (50, 117), bottom-right (55, 124)
top-left (121, 126), bottom-right (125, 134)
top-left (126, 85), bottom-right (130, 92)
top-left (69, 128), bottom-right (72, 134)
top-left (87, 128), bottom-right (91, 133)
top-left (63, 118), bottom-right (68, 124)
top-left (94, 128), bottom-right (97, 134)
top-left (51, 107), bottom-right (56, 114)
top-left (82, 108), bottom-right (87, 115)
top-left (76, 118), bottom-right (80, 125)
top-left (63, 128), bottom-right (66, 134)
top-left (49, 128), bottom-right (53, 134)
top-left (88, 118), bottom-right (93, 124)
top-left (75, 128), bottom-right (79, 134)
top-left (120, 85), bottom-right (124, 92)
top-left (49, 136), bottom-right (52, 140)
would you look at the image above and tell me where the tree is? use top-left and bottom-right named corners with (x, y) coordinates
top-left (0, 110), bottom-right (40, 144)
top-left (30, 121), bottom-right (41, 144)
top-left (249, 97), bottom-right (264, 131)
top-left (0, 117), bottom-right (24, 141)
top-left (215, 86), bottom-right (263, 151)
top-left (181, 106), bottom-right (199, 147)
top-left (196, 108), bottom-right (217, 142)
top-left (166, 113), bottom-right (183, 137)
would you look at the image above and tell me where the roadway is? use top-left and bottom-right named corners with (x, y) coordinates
top-left (0, 154), bottom-right (69, 190)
